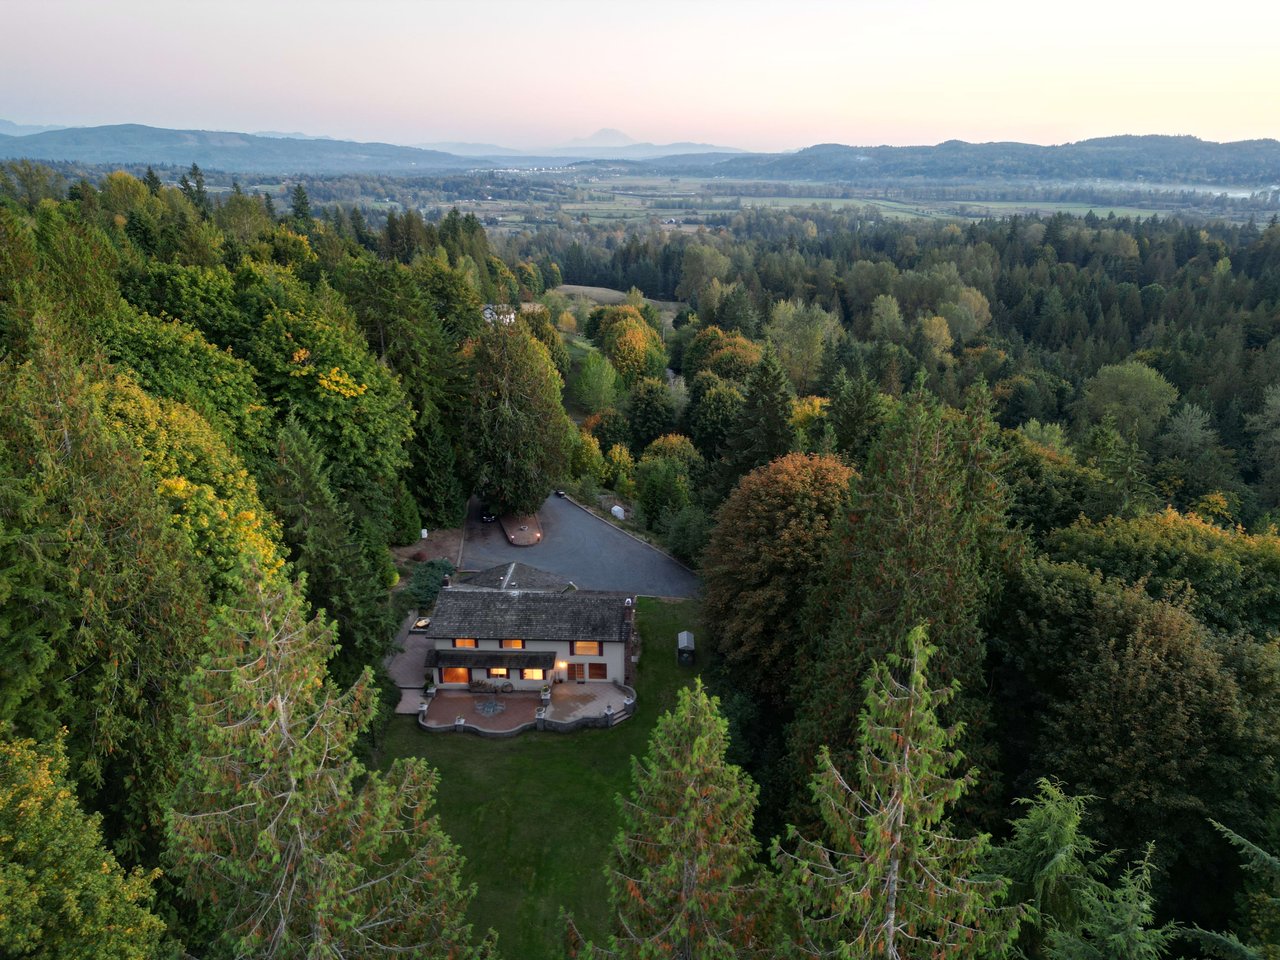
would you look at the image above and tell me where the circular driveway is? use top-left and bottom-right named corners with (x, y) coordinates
top-left (460, 496), bottom-right (700, 597)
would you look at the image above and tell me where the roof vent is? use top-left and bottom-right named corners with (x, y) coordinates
top-left (624, 598), bottom-right (633, 607)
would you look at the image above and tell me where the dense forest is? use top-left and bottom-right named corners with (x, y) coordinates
top-left (2, 160), bottom-right (1279, 958)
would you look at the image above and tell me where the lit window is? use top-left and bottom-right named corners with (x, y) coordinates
top-left (441, 667), bottom-right (468, 683)
top-left (588, 662), bottom-right (607, 680)
top-left (488, 668), bottom-right (508, 678)
top-left (453, 638), bottom-right (477, 648)
top-left (572, 641), bottom-right (602, 656)
top-left (501, 639), bottom-right (525, 649)
top-left (522, 668), bottom-right (545, 681)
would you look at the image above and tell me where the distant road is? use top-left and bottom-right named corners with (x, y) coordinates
top-left (460, 495), bottom-right (699, 598)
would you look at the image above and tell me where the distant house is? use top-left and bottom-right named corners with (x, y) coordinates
top-left (481, 304), bottom-right (517, 325)
top-left (422, 578), bottom-right (636, 690)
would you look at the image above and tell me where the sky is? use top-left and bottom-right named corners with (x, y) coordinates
top-left (3, 0), bottom-right (1278, 152)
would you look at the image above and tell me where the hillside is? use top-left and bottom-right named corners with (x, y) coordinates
top-left (0, 123), bottom-right (487, 174)
top-left (700, 135), bottom-right (1280, 185)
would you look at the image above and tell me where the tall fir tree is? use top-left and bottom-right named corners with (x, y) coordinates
top-left (167, 579), bottom-right (490, 959)
top-left (569, 680), bottom-right (772, 959)
top-left (790, 379), bottom-right (1012, 822)
top-left (776, 627), bottom-right (1018, 960)
top-left (720, 344), bottom-right (796, 490)
top-left (266, 415), bottom-right (392, 689)
top-left (827, 367), bottom-right (887, 467)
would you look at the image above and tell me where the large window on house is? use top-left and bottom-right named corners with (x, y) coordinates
top-left (588, 662), bottom-right (607, 680)
top-left (501, 639), bottom-right (525, 649)
top-left (441, 667), bottom-right (468, 683)
top-left (521, 668), bottom-right (545, 681)
top-left (453, 638), bottom-right (477, 648)
top-left (488, 668), bottom-right (508, 678)
top-left (571, 641), bottom-right (602, 656)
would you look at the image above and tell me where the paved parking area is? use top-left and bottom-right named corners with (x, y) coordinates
top-left (460, 496), bottom-right (699, 598)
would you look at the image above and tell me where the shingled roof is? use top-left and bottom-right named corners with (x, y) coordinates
top-left (424, 589), bottom-right (635, 644)
top-left (455, 562), bottom-right (575, 593)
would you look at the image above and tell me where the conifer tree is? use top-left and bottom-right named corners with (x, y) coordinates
top-left (1045, 851), bottom-right (1177, 960)
top-left (827, 367), bottom-right (887, 466)
top-left (790, 380), bottom-right (1010, 816)
top-left (290, 182), bottom-right (311, 225)
top-left (167, 579), bottom-right (489, 959)
top-left (720, 344), bottom-right (795, 487)
top-left (142, 165), bottom-right (162, 196)
top-left (570, 680), bottom-right (771, 959)
top-left (1189, 822), bottom-right (1280, 960)
top-left (776, 627), bottom-right (1017, 960)
top-left (266, 415), bottom-right (391, 688)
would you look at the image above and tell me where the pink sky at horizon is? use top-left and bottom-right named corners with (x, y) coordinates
top-left (4, 0), bottom-right (1277, 152)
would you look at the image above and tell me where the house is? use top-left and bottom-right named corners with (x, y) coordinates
top-left (422, 583), bottom-right (636, 691)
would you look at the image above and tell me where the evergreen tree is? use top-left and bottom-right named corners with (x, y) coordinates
top-left (290, 182), bottom-right (312, 225)
top-left (266, 415), bottom-right (392, 689)
top-left (776, 627), bottom-right (1018, 959)
top-left (142, 165), bottom-right (162, 196)
top-left (721, 345), bottom-right (795, 487)
top-left (990, 779), bottom-right (1178, 960)
top-left (1191, 822), bottom-right (1280, 960)
top-left (460, 320), bottom-right (574, 514)
top-left (1045, 852), bottom-right (1177, 960)
top-left (167, 579), bottom-right (490, 959)
top-left (827, 367), bottom-right (887, 466)
top-left (569, 680), bottom-right (771, 959)
top-left (178, 162), bottom-right (210, 218)
top-left (790, 380), bottom-right (1011, 819)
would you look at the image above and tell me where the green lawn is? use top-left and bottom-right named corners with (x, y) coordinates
top-left (377, 596), bottom-right (703, 959)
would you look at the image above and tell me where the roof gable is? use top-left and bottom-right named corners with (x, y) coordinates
top-left (424, 589), bottom-right (635, 643)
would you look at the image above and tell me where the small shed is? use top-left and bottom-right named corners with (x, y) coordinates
top-left (677, 630), bottom-right (695, 666)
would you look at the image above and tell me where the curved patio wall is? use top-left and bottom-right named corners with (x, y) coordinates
top-left (417, 680), bottom-right (637, 737)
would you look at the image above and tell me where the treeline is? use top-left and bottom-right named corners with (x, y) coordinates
top-left (0, 163), bottom-right (583, 955)
top-left (5, 155), bottom-right (1280, 957)
top-left (516, 201), bottom-right (1280, 951)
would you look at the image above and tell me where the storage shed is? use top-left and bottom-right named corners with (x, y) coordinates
top-left (677, 630), bottom-right (695, 666)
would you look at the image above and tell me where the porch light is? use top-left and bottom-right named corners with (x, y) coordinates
top-left (556, 661), bottom-right (567, 669)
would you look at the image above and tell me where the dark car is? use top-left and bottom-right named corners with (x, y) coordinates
top-left (555, 489), bottom-right (567, 498)
top-left (480, 510), bottom-right (497, 523)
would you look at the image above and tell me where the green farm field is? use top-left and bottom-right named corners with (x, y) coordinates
top-left (376, 597), bottom-right (703, 960)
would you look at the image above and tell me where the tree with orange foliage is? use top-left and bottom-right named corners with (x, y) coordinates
top-left (703, 453), bottom-right (854, 700)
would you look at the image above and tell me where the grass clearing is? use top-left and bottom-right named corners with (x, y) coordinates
top-left (377, 596), bottom-right (703, 960)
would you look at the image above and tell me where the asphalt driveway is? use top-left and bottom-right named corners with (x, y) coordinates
top-left (460, 496), bottom-right (700, 597)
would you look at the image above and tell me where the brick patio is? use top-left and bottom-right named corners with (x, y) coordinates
top-left (418, 682), bottom-right (634, 736)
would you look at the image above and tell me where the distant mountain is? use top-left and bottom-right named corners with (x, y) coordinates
top-left (0, 124), bottom-right (487, 175)
top-left (564, 128), bottom-right (637, 148)
top-left (417, 141), bottom-right (527, 157)
top-left (0, 119), bottom-right (68, 137)
top-left (702, 136), bottom-right (1280, 186)
top-left (253, 130), bottom-right (335, 141)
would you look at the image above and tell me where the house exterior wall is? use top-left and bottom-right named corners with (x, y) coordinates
top-left (431, 636), bottom-right (626, 689)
